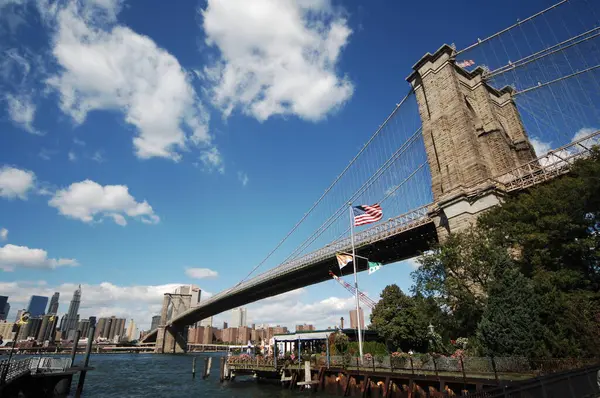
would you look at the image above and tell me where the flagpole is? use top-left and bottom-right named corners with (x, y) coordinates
top-left (349, 203), bottom-right (364, 363)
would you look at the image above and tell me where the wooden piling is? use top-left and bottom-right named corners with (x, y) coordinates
top-left (219, 357), bottom-right (226, 382)
top-left (203, 357), bottom-right (209, 379)
top-left (192, 356), bottom-right (197, 379)
top-left (69, 330), bottom-right (81, 368)
top-left (75, 326), bottom-right (95, 398)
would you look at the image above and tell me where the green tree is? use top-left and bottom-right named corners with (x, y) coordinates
top-left (412, 229), bottom-right (513, 338)
top-left (476, 267), bottom-right (544, 358)
top-left (370, 284), bottom-right (429, 352)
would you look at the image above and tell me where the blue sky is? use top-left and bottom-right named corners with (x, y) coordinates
top-left (0, 0), bottom-right (566, 330)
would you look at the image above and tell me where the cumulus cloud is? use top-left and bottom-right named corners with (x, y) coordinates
top-left (246, 286), bottom-right (371, 329)
top-left (237, 171), bottom-right (249, 186)
top-left (43, 0), bottom-right (213, 161)
top-left (0, 228), bottom-right (7, 241)
top-left (48, 179), bottom-right (160, 225)
top-left (0, 244), bottom-right (78, 271)
top-left (185, 267), bottom-right (219, 279)
top-left (68, 151), bottom-right (76, 162)
top-left (5, 93), bottom-right (39, 134)
top-left (0, 166), bottom-right (35, 199)
top-left (404, 257), bottom-right (421, 270)
top-left (530, 137), bottom-right (552, 157)
top-left (199, 147), bottom-right (224, 173)
top-left (201, 0), bottom-right (353, 121)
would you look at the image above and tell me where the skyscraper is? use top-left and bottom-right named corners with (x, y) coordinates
top-left (0, 296), bottom-right (8, 320)
top-left (47, 292), bottom-right (60, 314)
top-left (2, 302), bottom-right (9, 321)
top-left (27, 295), bottom-right (49, 317)
top-left (230, 307), bottom-right (247, 328)
top-left (150, 315), bottom-right (161, 331)
top-left (62, 285), bottom-right (81, 335)
top-left (349, 308), bottom-right (365, 329)
top-left (200, 317), bottom-right (213, 327)
top-left (126, 319), bottom-right (137, 341)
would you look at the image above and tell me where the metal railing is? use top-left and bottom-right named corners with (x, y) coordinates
top-left (494, 130), bottom-right (600, 192)
top-left (0, 357), bottom-right (72, 385)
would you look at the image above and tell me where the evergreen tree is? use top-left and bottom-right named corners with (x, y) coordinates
top-left (476, 267), bottom-right (543, 358)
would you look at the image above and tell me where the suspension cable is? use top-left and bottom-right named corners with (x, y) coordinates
top-left (456, 0), bottom-right (568, 55)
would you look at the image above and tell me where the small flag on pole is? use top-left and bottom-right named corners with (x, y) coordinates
top-left (368, 261), bottom-right (383, 275)
top-left (352, 204), bottom-right (383, 226)
top-left (457, 59), bottom-right (475, 68)
top-left (336, 253), bottom-right (353, 269)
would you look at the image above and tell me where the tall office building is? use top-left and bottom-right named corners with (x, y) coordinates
top-left (88, 316), bottom-right (97, 329)
top-left (150, 315), bottom-right (161, 331)
top-left (47, 292), bottom-right (60, 314)
top-left (349, 308), bottom-right (365, 330)
top-left (37, 314), bottom-right (58, 343)
top-left (62, 285), bottom-right (81, 335)
top-left (200, 317), bottom-right (213, 327)
top-left (2, 302), bottom-right (9, 321)
top-left (230, 307), bottom-right (247, 328)
top-left (126, 319), bottom-right (137, 341)
top-left (0, 296), bottom-right (8, 320)
top-left (27, 295), bottom-right (49, 317)
top-left (14, 309), bottom-right (25, 323)
top-left (77, 319), bottom-right (91, 338)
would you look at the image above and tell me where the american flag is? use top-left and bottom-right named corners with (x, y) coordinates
top-left (352, 204), bottom-right (383, 226)
top-left (457, 59), bottom-right (475, 68)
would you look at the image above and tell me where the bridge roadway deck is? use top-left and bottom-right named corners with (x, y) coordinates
top-left (142, 207), bottom-right (436, 341)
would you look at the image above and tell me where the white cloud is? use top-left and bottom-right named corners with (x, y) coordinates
top-left (0, 166), bottom-right (35, 199)
top-left (530, 137), bottom-right (552, 157)
top-left (237, 171), bottom-right (249, 186)
top-left (44, 0), bottom-right (213, 161)
top-left (48, 179), bottom-right (160, 225)
top-left (5, 93), bottom-right (39, 134)
top-left (201, 0), bottom-right (353, 121)
top-left (91, 150), bottom-right (105, 163)
top-left (246, 286), bottom-right (370, 329)
top-left (185, 267), bottom-right (218, 279)
top-left (0, 244), bottom-right (78, 271)
top-left (0, 228), bottom-right (7, 241)
top-left (573, 127), bottom-right (598, 143)
top-left (68, 151), bottom-right (76, 162)
top-left (199, 147), bottom-right (224, 173)
top-left (404, 257), bottom-right (421, 270)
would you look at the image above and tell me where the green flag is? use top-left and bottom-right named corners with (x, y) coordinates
top-left (368, 261), bottom-right (382, 275)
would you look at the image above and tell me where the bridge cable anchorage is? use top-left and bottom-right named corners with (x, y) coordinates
top-left (283, 128), bottom-right (423, 262)
top-left (226, 88), bottom-right (415, 290)
top-left (456, 0), bottom-right (568, 55)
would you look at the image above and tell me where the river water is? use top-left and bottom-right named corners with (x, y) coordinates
top-left (69, 353), bottom-right (334, 397)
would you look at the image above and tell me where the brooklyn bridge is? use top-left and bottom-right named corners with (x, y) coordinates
top-left (142, 0), bottom-right (600, 353)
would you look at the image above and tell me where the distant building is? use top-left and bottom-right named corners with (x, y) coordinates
top-left (237, 326), bottom-right (251, 344)
top-left (27, 296), bottom-right (49, 317)
top-left (150, 315), bottom-right (161, 331)
top-left (36, 314), bottom-right (58, 343)
top-left (96, 316), bottom-right (126, 341)
top-left (230, 307), bottom-right (247, 328)
top-left (47, 292), bottom-right (60, 314)
top-left (78, 319), bottom-right (91, 338)
top-left (200, 317), bottom-right (213, 327)
top-left (296, 324), bottom-right (315, 332)
top-left (62, 286), bottom-right (82, 335)
top-left (0, 296), bottom-right (8, 320)
top-left (223, 322), bottom-right (228, 329)
top-left (14, 309), bottom-right (25, 323)
top-left (349, 308), bottom-right (365, 330)
top-left (0, 321), bottom-right (15, 340)
top-left (126, 319), bottom-right (137, 341)
top-left (88, 316), bottom-right (97, 329)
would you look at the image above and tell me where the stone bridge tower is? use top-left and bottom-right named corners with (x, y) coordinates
top-left (155, 288), bottom-right (192, 354)
top-left (407, 44), bottom-right (536, 237)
